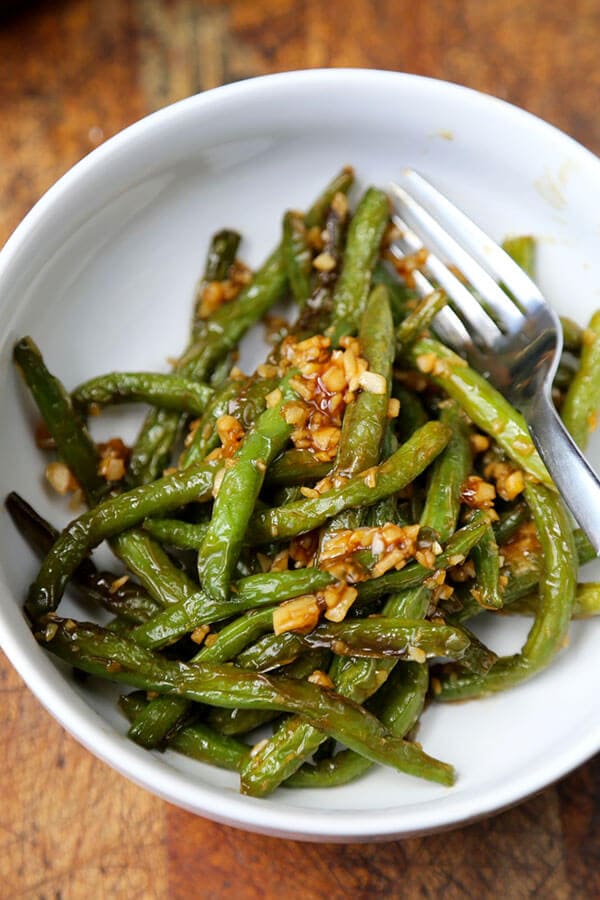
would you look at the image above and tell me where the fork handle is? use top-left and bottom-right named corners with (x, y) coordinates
top-left (528, 392), bottom-right (600, 554)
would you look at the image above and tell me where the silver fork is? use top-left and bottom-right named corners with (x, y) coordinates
top-left (389, 169), bottom-right (600, 554)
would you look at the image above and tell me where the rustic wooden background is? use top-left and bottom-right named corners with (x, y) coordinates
top-left (1, 1), bottom-right (599, 897)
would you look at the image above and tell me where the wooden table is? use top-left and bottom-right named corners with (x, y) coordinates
top-left (1, 1), bottom-right (599, 896)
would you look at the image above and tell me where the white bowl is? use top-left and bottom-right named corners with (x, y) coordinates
top-left (1, 69), bottom-right (600, 842)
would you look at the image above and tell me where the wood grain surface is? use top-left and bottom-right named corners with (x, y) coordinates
top-left (1, 1), bottom-right (599, 897)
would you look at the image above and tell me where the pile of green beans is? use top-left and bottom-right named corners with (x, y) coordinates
top-left (8, 172), bottom-right (600, 798)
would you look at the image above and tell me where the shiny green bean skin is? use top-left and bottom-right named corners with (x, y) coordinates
top-left (179, 378), bottom-right (246, 469)
top-left (5, 492), bottom-right (160, 625)
top-left (328, 188), bottom-right (390, 344)
top-left (131, 568), bottom-right (335, 649)
top-left (504, 581), bottom-right (600, 619)
top-left (561, 310), bottom-right (600, 450)
top-left (249, 421), bottom-right (451, 544)
top-left (303, 166), bottom-right (355, 230)
top-left (198, 608), bottom-right (275, 663)
top-left (395, 289), bottom-right (447, 351)
top-left (13, 337), bottom-right (106, 504)
top-left (371, 261), bottom-right (418, 325)
top-left (121, 692), bottom-right (248, 767)
top-left (27, 458), bottom-right (222, 617)
top-left (198, 375), bottom-right (299, 602)
top-left (128, 607), bottom-right (276, 748)
top-left (142, 518), bottom-right (208, 550)
top-left (40, 619), bottom-right (454, 786)
top-left (238, 618), bottom-right (472, 669)
top-left (11, 339), bottom-right (183, 626)
top-left (404, 337), bottom-right (551, 485)
top-left (393, 388), bottom-right (427, 444)
top-left (493, 500), bottom-right (529, 545)
top-left (127, 694), bottom-right (192, 748)
top-left (337, 285), bottom-right (394, 476)
top-left (293, 195), bottom-right (349, 337)
top-left (286, 664), bottom-right (428, 788)
top-left (11, 339), bottom-right (186, 626)
top-left (282, 210), bottom-right (312, 306)
top-left (436, 482), bottom-right (577, 700)
top-left (452, 526), bottom-right (595, 625)
top-left (324, 284), bottom-right (394, 533)
top-left (469, 522), bottom-right (503, 609)
top-left (265, 450), bottom-right (331, 487)
top-left (421, 403), bottom-right (471, 543)
top-left (111, 528), bottom-right (199, 608)
top-left (206, 650), bottom-right (330, 737)
top-left (72, 372), bottom-right (213, 416)
top-left (356, 513), bottom-right (489, 605)
top-left (192, 229), bottom-right (241, 337)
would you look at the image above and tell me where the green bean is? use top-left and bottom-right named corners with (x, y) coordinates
top-left (205, 650), bottom-right (330, 737)
top-left (72, 372), bottom-right (213, 416)
top-left (40, 618), bottom-right (454, 786)
top-left (303, 166), bottom-right (355, 230)
top-left (469, 521), bottom-right (503, 609)
top-left (12, 339), bottom-right (186, 626)
top-left (128, 607), bottom-right (276, 748)
top-left (198, 373), bottom-right (299, 601)
top-left (404, 337), bottom-right (552, 486)
top-left (121, 692), bottom-right (248, 769)
top-left (27, 458), bottom-right (222, 617)
top-left (179, 169), bottom-right (355, 379)
top-left (395, 289), bottom-right (447, 351)
top-left (337, 285), bottom-right (394, 476)
top-left (328, 188), bottom-right (390, 344)
top-left (394, 387), bottom-right (428, 442)
top-left (372, 261), bottom-right (418, 325)
top-left (192, 229), bottom-right (241, 337)
top-left (198, 608), bottom-right (275, 663)
top-left (127, 694), bottom-right (192, 748)
top-left (179, 377), bottom-right (246, 468)
top-left (421, 403), bottom-right (471, 543)
top-left (13, 337), bottom-right (106, 504)
top-left (131, 568), bottom-right (335, 649)
top-left (238, 617), bottom-right (475, 668)
top-left (323, 284), bottom-right (394, 533)
top-left (5, 492), bottom-right (160, 625)
top-left (265, 450), bottom-right (331, 487)
top-left (560, 318), bottom-right (584, 354)
top-left (356, 512), bottom-right (489, 605)
top-left (293, 197), bottom-right (350, 337)
top-left (286, 664), bottom-right (428, 788)
top-left (501, 235), bottom-right (535, 278)
top-left (240, 471), bottom-right (480, 796)
top-left (249, 421), bottom-right (451, 544)
top-left (503, 581), bottom-right (600, 619)
top-left (142, 518), bottom-right (208, 550)
top-left (561, 310), bottom-right (600, 449)
top-left (111, 528), bottom-right (199, 609)
top-left (493, 500), bottom-right (529, 544)
top-left (435, 482), bottom-right (577, 700)
top-left (323, 409), bottom-right (470, 792)
top-left (282, 211), bottom-right (312, 306)
top-left (452, 526), bottom-right (595, 625)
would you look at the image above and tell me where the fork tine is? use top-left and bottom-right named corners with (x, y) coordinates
top-left (394, 249), bottom-right (479, 353)
top-left (390, 181), bottom-right (527, 333)
top-left (391, 215), bottom-right (503, 347)
top-left (399, 170), bottom-right (547, 316)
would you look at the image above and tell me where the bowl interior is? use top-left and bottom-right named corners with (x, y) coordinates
top-left (1, 70), bottom-right (600, 840)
